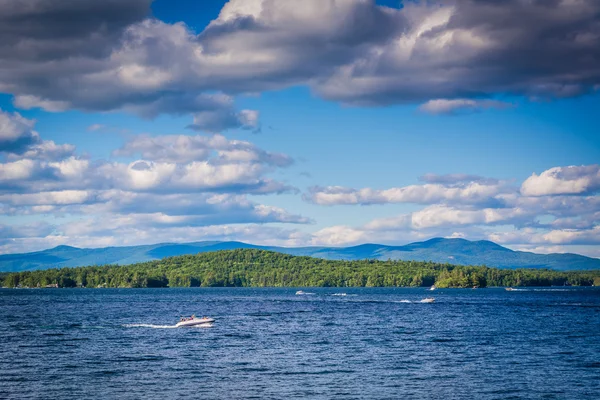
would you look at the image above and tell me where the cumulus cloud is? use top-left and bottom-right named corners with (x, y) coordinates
top-left (113, 134), bottom-right (291, 166)
top-left (0, 108), bottom-right (75, 161)
top-left (1, 0), bottom-right (598, 119)
top-left (316, 0), bottom-right (600, 105)
top-left (489, 226), bottom-right (600, 246)
top-left (1, 130), bottom-right (296, 196)
top-left (0, 109), bottom-right (40, 154)
top-left (305, 179), bottom-right (510, 207)
top-left (521, 165), bottom-right (600, 196)
top-left (0, 122), bottom-right (309, 252)
top-left (306, 164), bottom-right (600, 249)
top-left (363, 205), bottom-right (531, 231)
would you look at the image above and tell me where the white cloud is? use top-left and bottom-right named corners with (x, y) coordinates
top-left (0, 159), bottom-right (37, 181)
top-left (305, 180), bottom-right (510, 206)
top-left (310, 225), bottom-right (369, 246)
top-left (0, 108), bottom-right (40, 153)
top-left (0, 124), bottom-right (308, 253)
top-left (521, 165), bottom-right (600, 196)
top-left (488, 226), bottom-right (600, 246)
top-left (363, 205), bottom-right (530, 231)
top-left (113, 134), bottom-right (290, 165)
top-left (419, 99), bottom-right (513, 115)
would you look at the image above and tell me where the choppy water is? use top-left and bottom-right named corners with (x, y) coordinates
top-left (1, 287), bottom-right (599, 399)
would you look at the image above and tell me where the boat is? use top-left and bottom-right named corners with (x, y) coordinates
top-left (429, 285), bottom-right (437, 291)
top-left (175, 316), bottom-right (215, 328)
top-left (505, 287), bottom-right (515, 291)
top-left (420, 298), bottom-right (435, 303)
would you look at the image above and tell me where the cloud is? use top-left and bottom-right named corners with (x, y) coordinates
top-left (0, 223), bottom-right (306, 255)
top-left (419, 99), bottom-right (513, 115)
top-left (305, 179), bottom-right (510, 207)
top-left (489, 226), bottom-right (600, 246)
top-left (1, 0), bottom-right (598, 119)
top-left (186, 96), bottom-right (261, 133)
top-left (1, 129), bottom-right (296, 196)
top-left (0, 221), bottom-right (54, 240)
top-left (0, 108), bottom-right (75, 161)
top-left (363, 205), bottom-right (531, 231)
top-left (113, 133), bottom-right (291, 165)
top-left (13, 96), bottom-right (69, 112)
top-left (510, 244), bottom-right (600, 258)
top-left (0, 122), bottom-right (308, 253)
top-left (121, 93), bottom-right (261, 133)
top-left (521, 165), bottom-right (600, 196)
top-left (316, 0), bottom-right (600, 105)
top-left (306, 164), bottom-right (600, 248)
top-left (87, 124), bottom-right (106, 132)
top-left (419, 173), bottom-right (499, 185)
top-left (0, 108), bottom-right (40, 153)
top-left (0, 0), bottom-right (151, 61)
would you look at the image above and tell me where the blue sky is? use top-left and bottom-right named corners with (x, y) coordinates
top-left (0, 0), bottom-right (599, 257)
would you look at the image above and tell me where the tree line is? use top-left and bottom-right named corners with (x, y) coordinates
top-left (1, 249), bottom-right (599, 289)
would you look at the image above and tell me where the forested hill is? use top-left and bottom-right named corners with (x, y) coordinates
top-left (2, 238), bottom-right (600, 272)
top-left (2, 249), bottom-right (599, 289)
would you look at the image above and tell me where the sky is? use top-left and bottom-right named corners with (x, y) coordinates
top-left (0, 0), bottom-right (599, 257)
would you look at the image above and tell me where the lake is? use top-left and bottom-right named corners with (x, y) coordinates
top-left (1, 287), bottom-right (599, 399)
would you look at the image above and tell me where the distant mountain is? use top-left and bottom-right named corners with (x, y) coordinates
top-left (1, 238), bottom-right (598, 272)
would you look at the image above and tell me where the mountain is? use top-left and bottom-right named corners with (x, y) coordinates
top-left (1, 238), bottom-right (598, 273)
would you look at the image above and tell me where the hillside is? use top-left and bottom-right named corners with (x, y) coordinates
top-left (3, 249), bottom-right (599, 289)
top-left (1, 238), bottom-right (599, 272)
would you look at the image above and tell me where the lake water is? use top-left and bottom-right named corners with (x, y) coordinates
top-left (1, 287), bottom-right (599, 399)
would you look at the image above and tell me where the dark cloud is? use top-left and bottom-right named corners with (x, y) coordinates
top-left (318, 0), bottom-right (600, 104)
top-left (0, 0), bottom-right (151, 61)
top-left (0, 0), bottom-right (599, 118)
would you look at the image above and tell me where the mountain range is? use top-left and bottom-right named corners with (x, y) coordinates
top-left (1, 238), bottom-right (598, 272)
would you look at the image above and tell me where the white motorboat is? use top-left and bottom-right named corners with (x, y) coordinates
top-left (175, 317), bottom-right (215, 328)
top-left (420, 298), bottom-right (435, 303)
top-left (429, 285), bottom-right (437, 291)
top-left (296, 290), bottom-right (315, 295)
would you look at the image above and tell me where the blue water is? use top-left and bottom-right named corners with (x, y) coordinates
top-left (1, 287), bottom-right (599, 399)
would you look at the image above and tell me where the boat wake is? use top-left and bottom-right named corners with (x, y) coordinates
top-left (394, 298), bottom-right (436, 304)
top-left (510, 288), bottom-right (578, 292)
top-left (123, 323), bottom-right (178, 329)
top-left (123, 323), bottom-right (213, 329)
